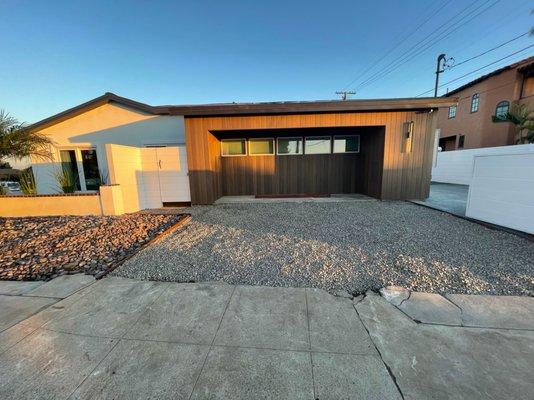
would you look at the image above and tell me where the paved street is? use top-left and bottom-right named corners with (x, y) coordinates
top-left (0, 275), bottom-right (533, 399)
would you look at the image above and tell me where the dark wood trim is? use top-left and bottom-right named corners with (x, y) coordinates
top-left (172, 97), bottom-right (457, 117)
top-left (30, 92), bottom-right (457, 132)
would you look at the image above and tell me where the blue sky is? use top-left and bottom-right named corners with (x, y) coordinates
top-left (0, 0), bottom-right (532, 123)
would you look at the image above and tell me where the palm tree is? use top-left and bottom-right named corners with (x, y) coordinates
top-left (0, 110), bottom-right (52, 161)
top-left (505, 103), bottom-right (534, 144)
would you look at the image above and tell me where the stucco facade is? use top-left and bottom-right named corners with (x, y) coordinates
top-left (32, 103), bottom-right (185, 194)
top-left (436, 56), bottom-right (534, 151)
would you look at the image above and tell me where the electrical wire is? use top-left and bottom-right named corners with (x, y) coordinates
top-left (357, 0), bottom-right (502, 92)
top-left (340, 0), bottom-right (453, 91)
top-left (450, 31), bottom-right (531, 69)
top-left (415, 44), bottom-right (534, 97)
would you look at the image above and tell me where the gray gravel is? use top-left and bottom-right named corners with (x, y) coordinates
top-left (114, 201), bottom-right (534, 296)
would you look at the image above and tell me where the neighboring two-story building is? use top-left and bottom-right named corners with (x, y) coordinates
top-left (437, 56), bottom-right (534, 151)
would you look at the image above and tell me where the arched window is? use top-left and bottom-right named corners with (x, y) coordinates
top-left (495, 101), bottom-right (509, 119)
top-left (470, 94), bottom-right (479, 113)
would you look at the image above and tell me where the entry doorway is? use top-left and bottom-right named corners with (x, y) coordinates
top-left (141, 145), bottom-right (191, 207)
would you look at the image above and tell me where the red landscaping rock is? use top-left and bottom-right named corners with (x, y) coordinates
top-left (0, 213), bottom-right (185, 281)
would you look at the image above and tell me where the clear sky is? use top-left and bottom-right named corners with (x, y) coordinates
top-left (0, 0), bottom-right (532, 123)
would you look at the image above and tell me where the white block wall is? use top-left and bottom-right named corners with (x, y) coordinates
top-left (432, 144), bottom-right (534, 185)
top-left (466, 152), bottom-right (534, 234)
top-left (105, 144), bottom-right (144, 213)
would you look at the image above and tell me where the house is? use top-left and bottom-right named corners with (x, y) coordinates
top-left (28, 93), bottom-right (455, 209)
top-left (437, 56), bottom-right (534, 151)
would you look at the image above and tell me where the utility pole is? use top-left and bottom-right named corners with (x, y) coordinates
top-left (335, 91), bottom-right (356, 100)
top-left (434, 54), bottom-right (447, 97)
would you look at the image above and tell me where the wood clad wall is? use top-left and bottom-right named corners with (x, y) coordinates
top-left (185, 111), bottom-right (437, 204)
top-left (221, 153), bottom-right (363, 196)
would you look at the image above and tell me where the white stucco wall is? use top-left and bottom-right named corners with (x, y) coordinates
top-left (431, 144), bottom-right (534, 185)
top-left (31, 103), bottom-right (185, 194)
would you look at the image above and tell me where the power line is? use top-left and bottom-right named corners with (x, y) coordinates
top-left (357, 0), bottom-right (502, 92)
top-left (341, 0), bottom-right (453, 91)
top-left (415, 44), bottom-right (534, 97)
top-left (450, 31), bottom-right (530, 69)
top-left (353, 0), bottom-right (493, 90)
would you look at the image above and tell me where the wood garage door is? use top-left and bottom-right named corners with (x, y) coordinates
top-left (218, 127), bottom-right (384, 198)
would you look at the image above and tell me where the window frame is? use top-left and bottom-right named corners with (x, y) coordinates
top-left (333, 135), bottom-right (360, 154)
top-left (56, 146), bottom-right (99, 192)
top-left (470, 94), bottom-right (479, 113)
top-left (448, 105), bottom-right (457, 119)
top-left (494, 100), bottom-right (510, 121)
top-left (276, 137), bottom-right (304, 156)
top-left (221, 138), bottom-right (247, 157)
top-left (248, 138), bottom-right (275, 156)
top-left (304, 136), bottom-right (331, 155)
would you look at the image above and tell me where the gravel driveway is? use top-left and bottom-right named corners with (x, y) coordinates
top-left (114, 201), bottom-right (534, 296)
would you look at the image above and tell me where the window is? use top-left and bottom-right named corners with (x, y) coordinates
top-left (81, 149), bottom-right (101, 190)
top-left (248, 138), bottom-right (274, 155)
top-left (277, 137), bottom-right (303, 155)
top-left (59, 148), bottom-right (101, 191)
top-left (304, 136), bottom-right (330, 154)
top-left (470, 94), bottom-right (479, 113)
top-left (494, 101), bottom-right (509, 121)
top-left (333, 135), bottom-right (360, 153)
top-left (221, 139), bottom-right (246, 156)
top-left (458, 135), bottom-right (465, 149)
top-left (402, 122), bottom-right (414, 153)
top-left (59, 150), bottom-right (81, 191)
top-left (448, 105), bottom-right (457, 118)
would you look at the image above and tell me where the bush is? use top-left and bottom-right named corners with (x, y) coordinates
top-left (20, 168), bottom-right (36, 195)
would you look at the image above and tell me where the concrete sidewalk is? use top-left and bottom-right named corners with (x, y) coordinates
top-left (0, 276), bottom-right (533, 399)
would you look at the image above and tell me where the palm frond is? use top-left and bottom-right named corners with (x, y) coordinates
top-left (0, 110), bottom-right (53, 161)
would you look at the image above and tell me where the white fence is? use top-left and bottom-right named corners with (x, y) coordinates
top-left (466, 152), bottom-right (534, 234)
top-left (431, 144), bottom-right (534, 185)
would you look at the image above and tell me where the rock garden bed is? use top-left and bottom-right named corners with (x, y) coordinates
top-left (0, 213), bottom-right (186, 280)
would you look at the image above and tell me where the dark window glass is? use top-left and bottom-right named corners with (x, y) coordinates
top-left (448, 105), bottom-right (457, 118)
top-left (277, 138), bottom-right (303, 155)
top-left (81, 150), bottom-right (100, 190)
top-left (458, 135), bottom-right (465, 149)
top-left (470, 94), bottom-right (479, 113)
top-left (333, 135), bottom-right (360, 153)
top-left (495, 101), bottom-right (509, 119)
top-left (59, 150), bottom-right (81, 191)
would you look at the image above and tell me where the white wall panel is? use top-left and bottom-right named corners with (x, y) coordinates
top-left (466, 152), bottom-right (534, 234)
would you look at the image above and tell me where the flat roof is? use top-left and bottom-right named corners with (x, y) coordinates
top-left (29, 92), bottom-right (457, 131)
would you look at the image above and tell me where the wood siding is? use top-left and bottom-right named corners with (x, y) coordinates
top-left (185, 111), bottom-right (437, 204)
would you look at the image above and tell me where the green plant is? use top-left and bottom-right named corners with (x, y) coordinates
top-left (19, 168), bottom-right (37, 195)
top-left (53, 166), bottom-right (79, 193)
top-left (505, 103), bottom-right (534, 144)
top-left (0, 110), bottom-right (53, 162)
top-left (0, 184), bottom-right (6, 195)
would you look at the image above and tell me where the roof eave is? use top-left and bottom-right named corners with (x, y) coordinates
top-left (28, 92), bottom-right (168, 132)
top-left (172, 97), bottom-right (458, 117)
